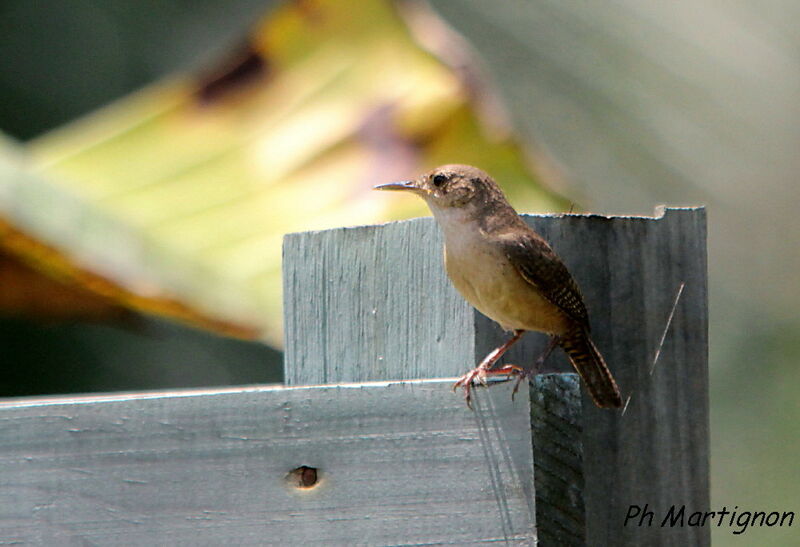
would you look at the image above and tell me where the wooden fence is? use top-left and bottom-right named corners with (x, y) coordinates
top-left (0, 207), bottom-right (708, 545)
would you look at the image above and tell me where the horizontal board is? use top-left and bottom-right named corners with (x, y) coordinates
top-left (0, 380), bottom-right (536, 546)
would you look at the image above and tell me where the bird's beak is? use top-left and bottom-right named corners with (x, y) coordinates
top-left (373, 180), bottom-right (423, 194)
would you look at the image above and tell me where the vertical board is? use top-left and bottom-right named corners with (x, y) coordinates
top-left (476, 208), bottom-right (709, 546)
top-left (469, 208), bottom-right (709, 546)
top-left (283, 219), bottom-right (474, 385)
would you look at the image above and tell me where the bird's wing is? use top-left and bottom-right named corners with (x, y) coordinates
top-left (500, 233), bottom-right (591, 328)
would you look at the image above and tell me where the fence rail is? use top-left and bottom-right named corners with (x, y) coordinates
top-left (1, 207), bottom-right (708, 546)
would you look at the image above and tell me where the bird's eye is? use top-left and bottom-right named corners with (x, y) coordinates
top-left (432, 174), bottom-right (447, 187)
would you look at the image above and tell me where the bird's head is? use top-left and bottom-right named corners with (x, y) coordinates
top-left (374, 164), bottom-right (499, 212)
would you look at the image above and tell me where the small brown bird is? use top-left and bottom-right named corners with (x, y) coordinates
top-left (375, 164), bottom-right (622, 408)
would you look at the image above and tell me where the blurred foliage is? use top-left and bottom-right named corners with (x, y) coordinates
top-left (0, 144), bottom-right (281, 396)
top-left (1, 216), bottom-right (256, 339)
top-left (23, 0), bottom-right (562, 346)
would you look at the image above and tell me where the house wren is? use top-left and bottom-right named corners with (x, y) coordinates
top-left (375, 164), bottom-right (622, 408)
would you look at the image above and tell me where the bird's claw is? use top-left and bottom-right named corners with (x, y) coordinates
top-left (453, 368), bottom-right (482, 408)
top-left (510, 349), bottom-right (550, 400)
top-left (510, 368), bottom-right (532, 401)
top-left (453, 364), bottom-right (524, 409)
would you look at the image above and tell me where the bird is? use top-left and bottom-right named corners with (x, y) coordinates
top-left (374, 164), bottom-right (622, 408)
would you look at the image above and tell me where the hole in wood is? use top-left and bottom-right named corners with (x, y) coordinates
top-left (286, 466), bottom-right (319, 489)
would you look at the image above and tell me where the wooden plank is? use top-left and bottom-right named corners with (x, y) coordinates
top-left (284, 207), bottom-right (709, 546)
top-left (530, 374), bottom-right (585, 546)
top-left (282, 218), bottom-right (474, 385)
top-left (522, 208), bottom-right (709, 547)
top-left (0, 380), bottom-right (536, 546)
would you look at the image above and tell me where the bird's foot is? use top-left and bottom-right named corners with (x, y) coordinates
top-left (511, 367), bottom-right (535, 400)
top-left (511, 335), bottom-right (561, 400)
top-left (454, 329), bottom-right (526, 408)
top-left (453, 363), bottom-right (523, 409)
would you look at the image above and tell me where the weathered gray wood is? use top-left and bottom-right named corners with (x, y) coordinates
top-left (283, 218), bottom-right (474, 385)
top-left (0, 380), bottom-right (536, 546)
top-left (284, 207), bottom-right (709, 546)
top-left (530, 374), bottom-right (584, 546)
top-left (522, 208), bottom-right (709, 547)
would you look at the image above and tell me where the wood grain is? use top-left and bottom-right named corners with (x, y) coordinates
top-left (283, 218), bottom-right (474, 385)
top-left (530, 373), bottom-right (585, 546)
top-left (0, 381), bottom-right (536, 545)
top-left (524, 208), bottom-right (709, 547)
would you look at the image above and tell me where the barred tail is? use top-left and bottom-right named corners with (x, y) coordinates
top-left (560, 325), bottom-right (622, 408)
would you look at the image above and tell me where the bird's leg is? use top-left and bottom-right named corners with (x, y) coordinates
top-left (512, 334), bottom-right (561, 399)
top-left (454, 329), bottom-right (525, 407)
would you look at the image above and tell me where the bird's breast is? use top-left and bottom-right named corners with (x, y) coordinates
top-left (443, 232), bottom-right (569, 335)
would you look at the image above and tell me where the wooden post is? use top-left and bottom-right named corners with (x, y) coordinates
top-left (284, 207), bottom-right (709, 546)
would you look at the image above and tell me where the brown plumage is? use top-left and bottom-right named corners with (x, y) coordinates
top-left (502, 229), bottom-right (622, 408)
top-left (559, 323), bottom-right (622, 408)
top-left (375, 164), bottom-right (622, 408)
